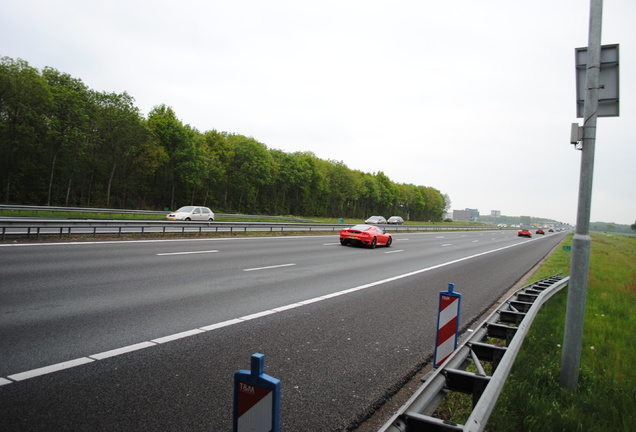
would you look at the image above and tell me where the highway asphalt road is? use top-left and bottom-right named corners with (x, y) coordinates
top-left (0, 229), bottom-right (568, 430)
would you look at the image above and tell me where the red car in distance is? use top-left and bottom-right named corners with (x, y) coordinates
top-left (340, 224), bottom-right (393, 248)
top-left (518, 229), bottom-right (532, 238)
top-left (536, 229), bottom-right (546, 235)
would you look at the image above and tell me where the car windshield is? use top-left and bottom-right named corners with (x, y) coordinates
top-left (176, 206), bottom-right (195, 212)
top-left (349, 225), bottom-right (372, 231)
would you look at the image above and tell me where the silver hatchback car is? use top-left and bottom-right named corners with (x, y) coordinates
top-left (166, 206), bottom-right (215, 221)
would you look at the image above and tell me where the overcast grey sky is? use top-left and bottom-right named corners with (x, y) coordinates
top-left (2, 1), bottom-right (634, 225)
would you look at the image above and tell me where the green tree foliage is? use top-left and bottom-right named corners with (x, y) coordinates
top-left (0, 57), bottom-right (51, 203)
top-left (227, 134), bottom-right (274, 213)
top-left (0, 56), bottom-right (448, 220)
top-left (201, 130), bottom-right (233, 207)
top-left (41, 67), bottom-right (91, 206)
top-left (89, 91), bottom-right (154, 207)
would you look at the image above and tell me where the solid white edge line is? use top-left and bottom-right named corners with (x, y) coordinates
top-left (239, 310), bottom-right (278, 321)
top-left (151, 329), bottom-right (206, 344)
top-left (199, 318), bottom-right (243, 331)
top-left (2, 235), bottom-right (543, 385)
top-left (8, 357), bottom-right (95, 382)
top-left (298, 297), bottom-right (324, 305)
top-left (271, 303), bottom-right (304, 312)
top-left (90, 342), bottom-right (157, 360)
top-left (319, 292), bottom-right (346, 300)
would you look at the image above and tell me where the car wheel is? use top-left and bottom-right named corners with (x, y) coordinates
top-left (208, 218), bottom-right (214, 221)
top-left (185, 217), bottom-right (191, 221)
top-left (370, 237), bottom-right (377, 249)
top-left (386, 237), bottom-right (392, 247)
top-left (340, 239), bottom-right (347, 246)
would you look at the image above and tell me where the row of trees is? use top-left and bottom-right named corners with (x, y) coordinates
top-left (1, 56), bottom-right (449, 220)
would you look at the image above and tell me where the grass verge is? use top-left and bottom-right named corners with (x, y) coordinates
top-left (486, 232), bottom-right (636, 431)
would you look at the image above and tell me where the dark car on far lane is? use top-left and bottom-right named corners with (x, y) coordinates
top-left (387, 216), bottom-right (404, 225)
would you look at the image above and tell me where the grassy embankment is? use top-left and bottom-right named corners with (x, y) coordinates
top-left (440, 232), bottom-right (636, 430)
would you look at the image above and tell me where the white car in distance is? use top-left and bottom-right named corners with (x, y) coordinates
top-left (166, 206), bottom-right (215, 221)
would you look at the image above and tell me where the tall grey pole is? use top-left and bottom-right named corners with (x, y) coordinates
top-left (560, 0), bottom-right (603, 391)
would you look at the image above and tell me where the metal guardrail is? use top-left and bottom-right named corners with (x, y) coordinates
top-left (378, 275), bottom-right (569, 432)
top-left (0, 205), bottom-right (496, 240)
top-left (0, 204), bottom-right (167, 216)
top-left (0, 219), bottom-right (494, 240)
top-left (0, 205), bottom-right (315, 222)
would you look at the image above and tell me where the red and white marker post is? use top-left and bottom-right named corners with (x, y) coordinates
top-left (433, 283), bottom-right (462, 368)
top-left (233, 353), bottom-right (280, 432)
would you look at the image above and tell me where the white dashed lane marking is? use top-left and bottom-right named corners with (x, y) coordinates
top-left (243, 263), bottom-right (296, 272)
top-left (157, 250), bottom-right (219, 256)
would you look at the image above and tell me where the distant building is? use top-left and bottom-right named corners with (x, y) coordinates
top-left (453, 208), bottom-right (480, 222)
top-left (491, 210), bottom-right (501, 217)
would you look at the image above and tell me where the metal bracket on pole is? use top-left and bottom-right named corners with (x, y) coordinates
top-left (570, 123), bottom-right (583, 150)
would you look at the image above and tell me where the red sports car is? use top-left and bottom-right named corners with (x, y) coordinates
top-left (536, 229), bottom-right (545, 235)
top-left (518, 229), bottom-right (532, 238)
top-left (340, 224), bottom-right (392, 248)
